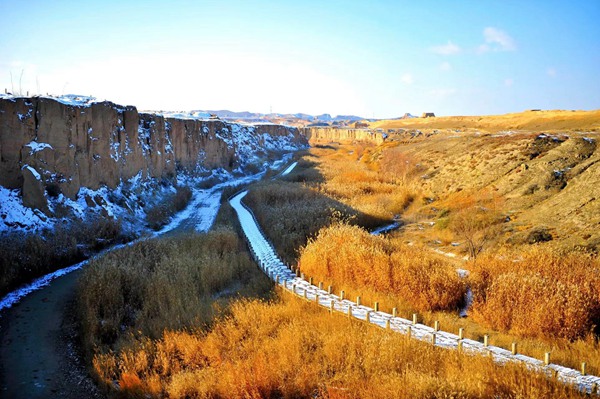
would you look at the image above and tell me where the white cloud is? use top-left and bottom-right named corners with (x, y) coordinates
top-left (504, 78), bottom-right (514, 87)
top-left (401, 73), bottom-right (414, 85)
top-left (430, 41), bottom-right (461, 55)
top-left (439, 61), bottom-right (452, 71)
top-left (482, 27), bottom-right (516, 51)
top-left (547, 67), bottom-right (557, 77)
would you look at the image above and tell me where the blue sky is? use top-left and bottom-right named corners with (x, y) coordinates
top-left (1, 0), bottom-right (598, 117)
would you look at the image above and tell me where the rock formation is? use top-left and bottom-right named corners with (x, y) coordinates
top-left (0, 96), bottom-right (307, 208)
top-left (302, 127), bottom-right (385, 144)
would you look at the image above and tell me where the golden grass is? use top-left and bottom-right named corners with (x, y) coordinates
top-left (249, 142), bottom-right (600, 374)
top-left (470, 247), bottom-right (600, 341)
top-left (77, 229), bottom-right (273, 357)
top-left (300, 223), bottom-right (465, 312)
top-left (369, 109), bottom-right (600, 133)
top-left (93, 295), bottom-right (586, 399)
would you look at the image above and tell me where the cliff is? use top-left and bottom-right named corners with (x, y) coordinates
top-left (0, 96), bottom-right (307, 217)
top-left (302, 127), bottom-right (385, 145)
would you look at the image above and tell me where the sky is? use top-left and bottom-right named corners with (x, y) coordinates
top-left (1, 0), bottom-right (599, 117)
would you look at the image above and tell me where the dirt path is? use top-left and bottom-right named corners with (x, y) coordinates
top-left (0, 269), bottom-right (102, 398)
top-left (0, 158), bottom-right (292, 398)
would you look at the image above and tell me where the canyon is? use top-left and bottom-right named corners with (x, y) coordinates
top-left (0, 95), bottom-right (307, 224)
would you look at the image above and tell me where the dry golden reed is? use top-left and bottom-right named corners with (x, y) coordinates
top-left (93, 296), bottom-right (585, 399)
top-left (299, 223), bottom-right (466, 312)
top-left (470, 247), bottom-right (600, 340)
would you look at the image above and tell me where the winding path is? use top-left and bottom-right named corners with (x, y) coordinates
top-left (0, 157), bottom-right (292, 398)
top-left (229, 188), bottom-right (600, 395)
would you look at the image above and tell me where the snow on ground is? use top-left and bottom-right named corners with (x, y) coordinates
top-left (0, 154), bottom-right (296, 312)
top-left (229, 190), bottom-right (600, 394)
top-left (0, 261), bottom-right (88, 312)
top-left (0, 186), bottom-right (52, 230)
top-left (280, 161), bottom-right (298, 177)
top-left (0, 93), bottom-right (104, 107)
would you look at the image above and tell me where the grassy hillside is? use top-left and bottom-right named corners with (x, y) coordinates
top-left (370, 109), bottom-right (600, 133)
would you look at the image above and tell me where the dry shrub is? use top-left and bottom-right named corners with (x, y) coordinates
top-left (379, 146), bottom-right (423, 187)
top-left (471, 247), bottom-right (600, 340)
top-left (0, 214), bottom-right (123, 297)
top-left (300, 223), bottom-right (466, 312)
top-left (93, 296), bottom-right (584, 399)
top-left (77, 229), bottom-right (273, 357)
top-left (146, 185), bottom-right (192, 230)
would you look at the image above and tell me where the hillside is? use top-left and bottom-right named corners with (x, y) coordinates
top-left (369, 109), bottom-right (600, 133)
top-left (304, 109), bottom-right (600, 252)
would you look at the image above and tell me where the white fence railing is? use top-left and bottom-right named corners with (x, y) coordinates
top-left (229, 190), bottom-right (600, 395)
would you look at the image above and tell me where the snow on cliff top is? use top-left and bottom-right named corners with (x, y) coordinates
top-left (0, 93), bottom-right (104, 106)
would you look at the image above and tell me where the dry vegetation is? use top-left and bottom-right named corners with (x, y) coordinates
top-left (470, 248), bottom-right (600, 341)
top-left (146, 185), bottom-right (193, 230)
top-left (247, 139), bottom-right (600, 374)
top-left (300, 223), bottom-right (465, 312)
top-left (77, 229), bottom-right (273, 357)
top-left (369, 109), bottom-right (600, 133)
top-left (76, 122), bottom-right (600, 397)
top-left (0, 214), bottom-right (123, 297)
top-left (92, 295), bottom-right (585, 399)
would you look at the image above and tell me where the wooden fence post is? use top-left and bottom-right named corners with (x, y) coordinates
top-left (309, 277), bottom-right (313, 285)
top-left (581, 362), bottom-right (586, 376)
top-left (330, 300), bottom-right (334, 314)
top-left (544, 352), bottom-right (550, 366)
top-left (374, 302), bottom-right (379, 312)
top-left (483, 335), bottom-right (489, 347)
top-left (340, 290), bottom-right (345, 300)
top-left (328, 285), bottom-right (332, 294)
top-left (356, 296), bottom-right (361, 306)
top-left (407, 326), bottom-right (412, 340)
top-left (392, 308), bottom-right (397, 318)
top-left (412, 313), bottom-right (417, 325)
top-left (366, 312), bottom-right (370, 323)
top-left (386, 319), bottom-right (390, 329)
top-left (511, 342), bottom-right (518, 355)
top-left (432, 333), bottom-right (436, 345)
top-left (458, 328), bottom-right (464, 340)
top-left (319, 282), bottom-right (323, 290)
top-left (315, 294), bottom-right (319, 305)
top-left (434, 321), bottom-right (439, 332)
top-left (347, 306), bottom-right (352, 319)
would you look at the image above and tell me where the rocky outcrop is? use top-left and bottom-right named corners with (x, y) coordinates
top-left (21, 165), bottom-right (49, 215)
top-left (302, 127), bottom-right (385, 145)
top-left (0, 96), bottom-right (307, 206)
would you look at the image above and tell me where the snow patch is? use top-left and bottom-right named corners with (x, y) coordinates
top-left (25, 141), bottom-right (53, 155)
top-left (22, 164), bottom-right (41, 180)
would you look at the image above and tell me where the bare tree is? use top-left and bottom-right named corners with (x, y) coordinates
top-left (450, 193), bottom-right (504, 261)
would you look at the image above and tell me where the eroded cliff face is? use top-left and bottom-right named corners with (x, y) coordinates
top-left (302, 127), bottom-right (385, 145)
top-left (0, 96), bottom-right (307, 214)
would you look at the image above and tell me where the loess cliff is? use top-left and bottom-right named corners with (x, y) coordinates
top-left (0, 95), bottom-right (307, 221)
